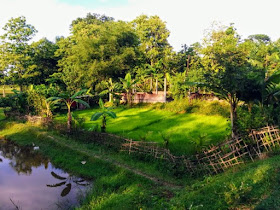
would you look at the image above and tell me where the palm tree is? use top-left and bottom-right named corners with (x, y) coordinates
top-left (120, 73), bottom-right (138, 106)
top-left (91, 98), bottom-right (117, 132)
top-left (47, 89), bottom-right (90, 132)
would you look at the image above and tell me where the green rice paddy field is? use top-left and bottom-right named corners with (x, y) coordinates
top-left (57, 107), bottom-right (230, 155)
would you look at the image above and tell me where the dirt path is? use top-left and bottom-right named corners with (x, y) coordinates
top-left (46, 134), bottom-right (183, 189)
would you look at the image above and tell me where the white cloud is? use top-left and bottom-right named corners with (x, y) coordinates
top-left (1, 0), bottom-right (280, 51)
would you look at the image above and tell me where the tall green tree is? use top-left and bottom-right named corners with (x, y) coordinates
top-left (56, 13), bottom-right (139, 93)
top-left (132, 15), bottom-right (172, 93)
top-left (0, 16), bottom-right (37, 91)
top-left (200, 25), bottom-right (255, 137)
top-left (0, 46), bottom-right (10, 97)
top-left (30, 38), bottom-right (59, 85)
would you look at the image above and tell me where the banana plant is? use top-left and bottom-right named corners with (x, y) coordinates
top-left (47, 89), bottom-right (90, 132)
top-left (120, 73), bottom-right (138, 106)
top-left (99, 78), bottom-right (120, 103)
top-left (90, 98), bottom-right (117, 132)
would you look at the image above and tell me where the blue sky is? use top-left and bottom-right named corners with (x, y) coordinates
top-left (57, 0), bottom-right (129, 8)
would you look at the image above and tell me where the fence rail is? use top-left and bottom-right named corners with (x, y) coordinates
top-left (40, 116), bottom-right (280, 176)
top-left (88, 126), bottom-right (280, 176)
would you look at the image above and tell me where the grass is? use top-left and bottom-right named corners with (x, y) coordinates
top-left (0, 121), bottom-right (172, 209)
top-left (56, 106), bottom-right (230, 155)
top-left (0, 85), bottom-right (19, 96)
top-left (170, 154), bottom-right (280, 209)
top-left (1, 121), bottom-right (280, 209)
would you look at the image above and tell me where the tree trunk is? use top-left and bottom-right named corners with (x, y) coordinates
top-left (67, 106), bottom-right (72, 133)
top-left (2, 85), bottom-right (5, 97)
top-left (156, 78), bottom-right (158, 94)
top-left (164, 77), bottom-right (167, 103)
top-left (127, 91), bottom-right (132, 107)
top-left (185, 54), bottom-right (191, 81)
top-left (101, 115), bottom-right (106, 132)
top-left (186, 54), bottom-right (191, 72)
top-left (150, 78), bottom-right (153, 92)
top-left (248, 101), bottom-right (253, 113)
top-left (109, 93), bottom-right (113, 102)
top-left (229, 96), bottom-right (238, 138)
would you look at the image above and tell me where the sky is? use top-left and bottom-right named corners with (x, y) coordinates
top-left (0, 0), bottom-right (280, 51)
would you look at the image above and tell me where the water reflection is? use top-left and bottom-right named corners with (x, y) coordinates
top-left (47, 171), bottom-right (89, 197)
top-left (0, 139), bottom-right (49, 175)
top-left (0, 140), bottom-right (91, 210)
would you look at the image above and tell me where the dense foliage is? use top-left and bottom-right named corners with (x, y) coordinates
top-left (0, 13), bottom-right (280, 136)
top-left (2, 12), bottom-right (280, 210)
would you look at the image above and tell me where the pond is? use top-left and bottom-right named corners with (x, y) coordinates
top-left (0, 139), bottom-right (91, 210)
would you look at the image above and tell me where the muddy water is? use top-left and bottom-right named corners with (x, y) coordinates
top-left (0, 140), bottom-right (91, 210)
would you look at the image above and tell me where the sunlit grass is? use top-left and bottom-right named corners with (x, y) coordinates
top-left (0, 85), bottom-right (19, 96)
top-left (57, 107), bottom-right (231, 155)
top-left (170, 156), bottom-right (280, 209)
top-left (1, 121), bottom-right (280, 209)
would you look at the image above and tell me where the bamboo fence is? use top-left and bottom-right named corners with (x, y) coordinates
top-left (91, 125), bottom-right (280, 176)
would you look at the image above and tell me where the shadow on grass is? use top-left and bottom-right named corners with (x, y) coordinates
top-left (72, 107), bottom-right (230, 156)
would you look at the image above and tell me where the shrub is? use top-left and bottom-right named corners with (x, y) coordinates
top-left (0, 90), bottom-right (28, 114)
top-left (169, 72), bottom-right (189, 100)
top-left (236, 105), bottom-right (267, 134)
top-left (151, 98), bottom-right (229, 117)
top-left (191, 100), bottom-right (229, 117)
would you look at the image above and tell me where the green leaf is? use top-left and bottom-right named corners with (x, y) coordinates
top-left (74, 99), bottom-right (90, 108)
top-left (105, 111), bottom-right (117, 119)
top-left (47, 97), bottom-right (62, 102)
top-left (125, 73), bottom-right (132, 83)
top-left (99, 90), bottom-right (109, 96)
top-left (99, 98), bottom-right (104, 109)
top-left (86, 87), bottom-right (93, 96)
top-left (70, 89), bottom-right (87, 100)
top-left (267, 72), bottom-right (280, 85)
top-left (12, 89), bottom-right (20, 95)
top-left (91, 112), bottom-right (103, 121)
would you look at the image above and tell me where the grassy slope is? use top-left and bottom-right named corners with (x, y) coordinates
top-left (57, 107), bottom-right (230, 155)
top-left (0, 122), bottom-right (172, 209)
top-left (171, 154), bottom-right (280, 209)
top-left (1, 121), bottom-right (280, 209)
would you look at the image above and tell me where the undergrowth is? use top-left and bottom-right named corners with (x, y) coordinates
top-left (1, 121), bottom-right (280, 209)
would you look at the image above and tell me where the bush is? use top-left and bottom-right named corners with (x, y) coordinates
top-left (0, 90), bottom-right (28, 114)
top-left (151, 98), bottom-right (230, 117)
top-left (162, 98), bottom-right (191, 113)
top-left (191, 100), bottom-right (230, 117)
top-left (236, 105), bottom-right (267, 134)
top-left (169, 72), bottom-right (189, 100)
